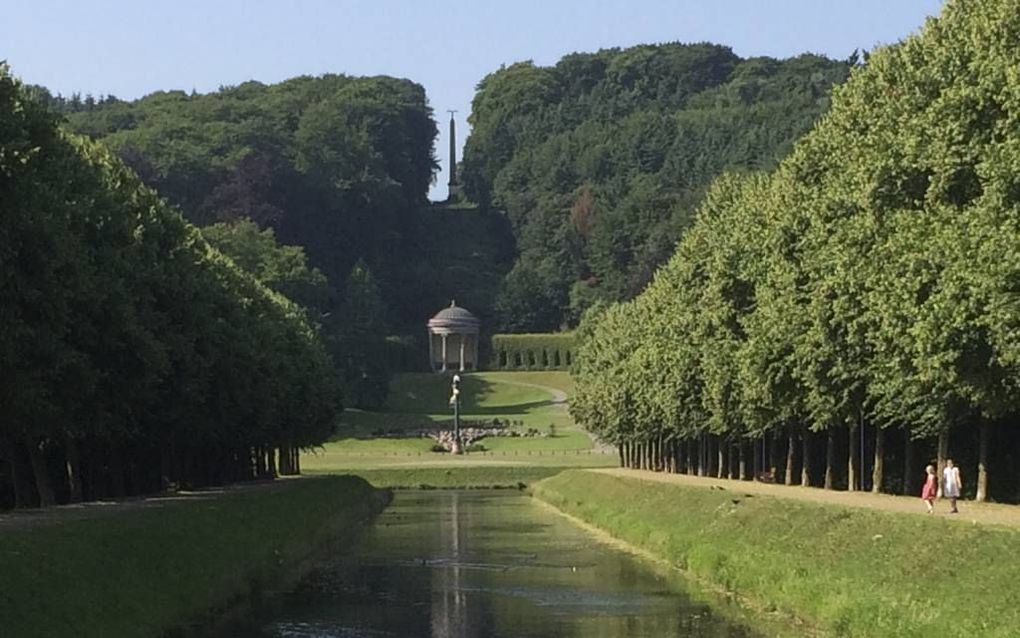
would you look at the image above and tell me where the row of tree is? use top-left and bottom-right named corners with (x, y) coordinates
top-left (461, 43), bottom-right (852, 331)
top-left (0, 66), bottom-right (340, 509)
top-left (41, 74), bottom-right (448, 405)
top-left (572, 0), bottom-right (1020, 502)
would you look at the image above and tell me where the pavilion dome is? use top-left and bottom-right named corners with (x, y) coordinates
top-left (428, 300), bottom-right (480, 334)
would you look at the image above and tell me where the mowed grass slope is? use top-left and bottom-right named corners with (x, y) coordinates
top-left (0, 476), bottom-right (386, 638)
top-left (534, 471), bottom-right (1020, 638)
top-left (303, 371), bottom-right (616, 481)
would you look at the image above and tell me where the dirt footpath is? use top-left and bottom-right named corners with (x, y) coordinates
top-left (591, 467), bottom-right (1020, 528)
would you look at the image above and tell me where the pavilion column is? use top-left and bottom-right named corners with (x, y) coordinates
top-left (473, 334), bottom-right (479, 371)
top-left (459, 336), bottom-right (466, 372)
top-left (441, 334), bottom-right (448, 372)
top-left (428, 331), bottom-right (435, 372)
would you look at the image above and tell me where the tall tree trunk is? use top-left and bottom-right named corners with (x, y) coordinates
top-left (24, 436), bottom-right (56, 507)
top-left (976, 422), bottom-right (990, 502)
top-left (902, 431), bottom-right (916, 496)
top-left (65, 435), bottom-right (83, 504)
top-left (785, 431), bottom-right (796, 486)
top-left (752, 438), bottom-right (761, 479)
top-left (801, 432), bottom-right (811, 487)
top-left (716, 437), bottom-right (725, 479)
top-left (685, 440), bottom-right (694, 474)
top-left (872, 427), bottom-right (885, 494)
top-left (824, 429), bottom-right (835, 490)
top-left (160, 437), bottom-right (174, 492)
top-left (936, 430), bottom-right (949, 498)
top-left (267, 446), bottom-right (278, 478)
top-left (278, 444), bottom-right (292, 475)
top-left (738, 443), bottom-right (747, 480)
top-left (769, 432), bottom-right (779, 481)
top-left (848, 424), bottom-right (859, 491)
top-left (2, 437), bottom-right (31, 508)
top-left (725, 442), bottom-right (733, 479)
top-left (109, 445), bottom-right (126, 498)
top-left (697, 436), bottom-right (706, 477)
top-left (293, 447), bottom-right (300, 474)
top-left (254, 446), bottom-right (267, 478)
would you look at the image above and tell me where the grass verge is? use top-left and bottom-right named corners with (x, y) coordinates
top-left (0, 476), bottom-right (388, 638)
top-left (532, 471), bottom-right (1020, 638)
top-left (339, 466), bottom-right (573, 489)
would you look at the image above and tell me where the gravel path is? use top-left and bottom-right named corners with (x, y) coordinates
top-left (591, 467), bottom-right (1020, 528)
top-left (485, 377), bottom-right (568, 407)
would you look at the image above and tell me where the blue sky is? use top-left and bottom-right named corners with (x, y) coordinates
top-left (7, 0), bottom-right (945, 200)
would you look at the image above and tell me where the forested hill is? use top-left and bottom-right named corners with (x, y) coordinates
top-left (40, 75), bottom-right (440, 330)
top-left (49, 45), bottom-right (851, 341)
top-left (461, 43), bottom-right (851, 331)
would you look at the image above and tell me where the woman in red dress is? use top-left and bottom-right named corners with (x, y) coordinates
top-left (921, 464), bottom-right (937, 514)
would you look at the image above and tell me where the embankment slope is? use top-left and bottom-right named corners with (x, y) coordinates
top-left (533, 470), bottom-right (1020, 637)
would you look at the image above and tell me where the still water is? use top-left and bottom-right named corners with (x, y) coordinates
top-left (218, 491), bottom-right (764, 637)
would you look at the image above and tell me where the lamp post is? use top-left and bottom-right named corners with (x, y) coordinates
top-left (450, 374), bottom-right (462, 454)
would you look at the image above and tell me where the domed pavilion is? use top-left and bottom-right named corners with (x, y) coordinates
top-left (428, 301), bottom-right (480, 372)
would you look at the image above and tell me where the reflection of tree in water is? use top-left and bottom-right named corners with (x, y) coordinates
top-left (212, 492), bottom-right (761, 637)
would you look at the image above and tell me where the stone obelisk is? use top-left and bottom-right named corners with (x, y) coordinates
top-left (447, 110), bottom-right (461, 202)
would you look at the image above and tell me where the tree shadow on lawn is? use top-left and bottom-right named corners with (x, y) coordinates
top-left (384, 374), bottom-right (559, 416)
top-left (341, 376), bottom-right (563, 440)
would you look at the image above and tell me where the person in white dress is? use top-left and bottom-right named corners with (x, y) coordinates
top-left (942, 458), bottom-right (962, 514)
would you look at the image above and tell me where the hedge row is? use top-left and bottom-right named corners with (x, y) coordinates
top-left (489, 333), bottom-right (574, 370)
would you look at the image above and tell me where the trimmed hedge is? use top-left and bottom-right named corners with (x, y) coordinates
top-left (489, 333), bottom-right (574, 370)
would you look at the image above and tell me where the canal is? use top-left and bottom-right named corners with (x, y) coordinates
top-left (215, 490), bottom-right (765, 637)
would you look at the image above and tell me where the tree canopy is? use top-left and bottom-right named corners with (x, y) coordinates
top-left (572, 0), bottom-right (1020, 502)
top-left (57, 74), bottom-right (439, 331)
top-left (461, 44), bottom-right (851, 330)
top-left (0, 66), bottom-right (339, 508)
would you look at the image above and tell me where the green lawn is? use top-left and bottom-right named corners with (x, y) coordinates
top-left (336, 466), bottom-right (576, 489)
top-left (305, 371), bottom-right (615, 483)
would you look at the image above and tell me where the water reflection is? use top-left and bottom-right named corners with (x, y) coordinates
top-left (214, 491), bottom-right (763, 637)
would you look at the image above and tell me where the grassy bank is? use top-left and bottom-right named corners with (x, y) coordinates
top-left (340, 466), bottom-right (575, 489)
top-left (0, 476), bottom-right (388, 638)
top-left (533, 471), bottom-right (1020, 637)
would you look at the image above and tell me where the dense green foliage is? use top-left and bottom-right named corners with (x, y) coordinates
top-left (0, 67), bottom-right (339, 509)
top-left (0, 476), bottom-right (386, 638)
top-left (572, 0), bottom-right (1020, 501)
top-left (56, 74), bottom-right (440, 330)
top-left (462, 44), bottom-right (851, 330)
top-left (201, 219), bottom-right (332, 317)
top-left (54, 79), bottom-right (526, 379)
top-left (489, 333), bottom-right (575, 370)
top-left (535, 471), bottom-right (1020, 637)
